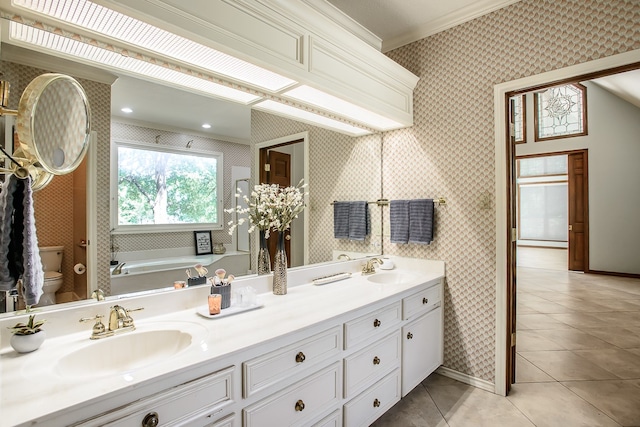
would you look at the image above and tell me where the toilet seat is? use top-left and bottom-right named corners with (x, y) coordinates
top-left (44, 271), bottom-right (62, 282)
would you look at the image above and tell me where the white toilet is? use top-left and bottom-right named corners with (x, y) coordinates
top-left (39, 246), bottom-right (64, 306)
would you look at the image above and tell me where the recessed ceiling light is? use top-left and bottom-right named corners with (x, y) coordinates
top-left (121, 107), bottom-right (133, 113)
top-left (202, 124), bottom-right (212, 129)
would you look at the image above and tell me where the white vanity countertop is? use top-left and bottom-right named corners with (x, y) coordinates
top-left (0, 256), bottom-right (444, 427)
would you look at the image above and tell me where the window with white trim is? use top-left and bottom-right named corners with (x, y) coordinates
top-left (111, 140), bottom-right (223, 233)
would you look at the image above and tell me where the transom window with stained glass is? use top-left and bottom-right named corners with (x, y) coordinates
top-left (534, 84), bottom-right (587, 141)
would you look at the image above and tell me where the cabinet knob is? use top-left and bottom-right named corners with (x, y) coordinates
top-left (373, 398), bottom-right (381, 408)
top-left (141, 412), bottom-right (159, 427)
top-left (373, 356), bottom-right (381, 365)
top-left (407, 332), bottom-right (413, 340)
top-left (422, 297), bottom-right (429, 304)
top-left (295, 399), bottom-right (305, 412)
top-left (295, 351), bottom-right (306, 363)
top-left (373, 318), bottom-right (381, 327)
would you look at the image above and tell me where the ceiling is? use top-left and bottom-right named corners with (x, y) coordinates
top-left (326, 0), bottom-right (522, 51)
top-left (111, 77), bottom-right (251, 143)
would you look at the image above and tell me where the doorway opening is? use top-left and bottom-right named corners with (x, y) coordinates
top-left (495, 51), bottom-right (640, 396)
top-left (254, 132), bottom-right (309, 268)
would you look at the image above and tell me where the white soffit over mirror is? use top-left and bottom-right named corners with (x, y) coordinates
top-left (0, 0), bottom-right (418, 135)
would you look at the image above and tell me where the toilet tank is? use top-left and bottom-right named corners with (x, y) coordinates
top-left (39, 246), bottom-right (64, 272)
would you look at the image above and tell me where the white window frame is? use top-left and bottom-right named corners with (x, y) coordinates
top-left (110, 139), bottom-right (223, 234)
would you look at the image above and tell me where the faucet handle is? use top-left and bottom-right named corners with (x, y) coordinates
top-left (80, 314), bottom-right (106, 339)
top-left (122, 307), bottom-right (144, 328)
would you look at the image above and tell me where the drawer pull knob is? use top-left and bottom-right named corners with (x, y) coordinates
top-left (142, 412), bottom-right (159, 427)
top-left (295, 399), bottom-right (305, 412)
top-left (373, 398), bottom-right (381, 408)
top-left (423, 297), bottom-right (429, 304)
top-left (295, 352), bottom-right (306, 363)
top-left (373, 356), bottom-right (381, 365)
top-left (407, 332), bottom-right (413, 339)
top-left (373, 318), bottom-right (381, 327)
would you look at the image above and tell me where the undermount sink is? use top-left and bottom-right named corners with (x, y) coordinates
top-left (56, 329), bottom-right (194, 377)
top-left (366, 271), bottom-right (419, 285)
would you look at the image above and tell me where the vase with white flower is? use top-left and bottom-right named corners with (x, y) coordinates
top-left (226, 180), bottom-right (307, 294)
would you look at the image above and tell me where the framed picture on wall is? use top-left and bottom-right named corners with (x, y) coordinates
top-left (194, 230), bottom-right (213, 255)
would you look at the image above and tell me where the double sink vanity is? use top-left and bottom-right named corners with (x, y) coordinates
top-left (0, 256), bottom-right (444, 427)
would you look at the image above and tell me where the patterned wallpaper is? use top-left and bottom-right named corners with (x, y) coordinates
top-left (110, 122), bottom-right (251, 259)
top-left (251, 111), bottom-right (382, 265)
top-left (0, 60), bottom-right (111, 297)
top-left (384, 0), bottom-right (640, 382)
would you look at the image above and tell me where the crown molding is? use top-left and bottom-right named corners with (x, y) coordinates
top-left (382, 0), bottom-right (522, 52)
top-left (299, 0), bottom-right (382, 51)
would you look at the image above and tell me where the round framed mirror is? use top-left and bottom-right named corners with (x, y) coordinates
top-left (15, 73), bottom-right (91, 176)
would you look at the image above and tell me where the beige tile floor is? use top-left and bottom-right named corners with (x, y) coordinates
top-left (373, 248), bottom-right (640, 426)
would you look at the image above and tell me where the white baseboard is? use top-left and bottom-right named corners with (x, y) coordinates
top-left (436, 366), bottom-right (496, 393)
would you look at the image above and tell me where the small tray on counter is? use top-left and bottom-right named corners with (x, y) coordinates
top-left (196, 303), bottom-right (263, 319)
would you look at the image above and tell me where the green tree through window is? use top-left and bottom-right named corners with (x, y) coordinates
top-left (116, 144), bottom-right (220, 228)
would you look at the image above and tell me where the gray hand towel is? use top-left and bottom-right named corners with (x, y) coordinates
top-left (333, 201), bottom-right (350, 239)
top-left (0, 175), bottom-right (43, 305)
top-left (20, 177), bottom-right (44, 306)
top-left (0, 174), bottom-right (18, 291)
top-left (390, 200), bottom-right (410, 244)
top-left (409, 199), bottom-right (434, 245)
top-left (348, 201), bottom-right (369, 241)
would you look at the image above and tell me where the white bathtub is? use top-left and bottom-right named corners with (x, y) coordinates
top-left (110, 252), bottom-right (250, 296)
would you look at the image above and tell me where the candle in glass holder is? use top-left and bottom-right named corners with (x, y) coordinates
top-left (208, 294), bottom-right (222, 315)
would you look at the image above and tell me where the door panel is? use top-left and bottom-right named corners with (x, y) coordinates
top-left (263, 150), bottom-right (292, 267)
top-left (506, 97), bottom-right (517, 392)
top-left (568, 151), bottom-right (588, 271)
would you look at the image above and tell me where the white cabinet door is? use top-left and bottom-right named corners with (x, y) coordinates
top-left (401, 308), bottom-right (443, 397)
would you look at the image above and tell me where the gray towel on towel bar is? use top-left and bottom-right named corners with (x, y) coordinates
top-left (348, 201), bottom-right (369, 241)
top-left (0, 175), bottom-right (44, 305)
top-left (333, 201), bottom-right (350, 239)
top-left (409, 199), bottom-right (434, 244)
top-left (390, 200), bottom-right (410, 244)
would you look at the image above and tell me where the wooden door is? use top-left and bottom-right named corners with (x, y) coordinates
top-left (260, 149), bottom-right (292, 267)
top-left (506, 97), bottom-right (518, 392)
top-left (568, 151), bottom-right (589, 271)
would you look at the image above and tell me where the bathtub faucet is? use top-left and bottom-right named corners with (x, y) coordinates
top-left (112, 262), bottom-right (126, 275)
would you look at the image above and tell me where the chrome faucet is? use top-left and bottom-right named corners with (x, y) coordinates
top-left (80, 305), bottom-right (144, 339)
top-left (362, 258), bottom-right (383, 275)
top-left (112, 262), bottom-right (126, 275)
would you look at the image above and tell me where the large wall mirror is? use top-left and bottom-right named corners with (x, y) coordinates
top-left (0, 45), bottom-right (382, 316)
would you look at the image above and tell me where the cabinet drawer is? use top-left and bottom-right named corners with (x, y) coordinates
top-left (313, 409), bottom-right (342, 427)
top-left (243, 326), bottom-right (341, 398)
top-left (344, 301), bottom-right (401, 349)
top-left (343, 369), bottom-right (401, 427)
top-left (403, 282), bottom-right (442, 320)
top-left (344, 331), bottom-right (401, 398)
top-left (78, 367), bottom-right (234, 427)
top-left (243, 362), bottom-right (341, 427)
top-left (205, 413), bottom-right (235, 427)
